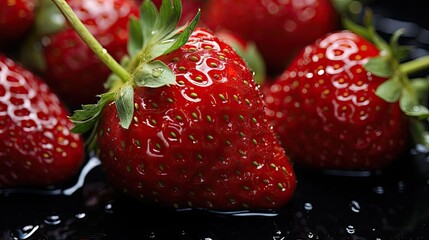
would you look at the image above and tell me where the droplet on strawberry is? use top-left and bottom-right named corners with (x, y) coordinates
top-left (0, 54), bottom-right (85, 188)
top-left (56, 0), bottom-right (297, 210)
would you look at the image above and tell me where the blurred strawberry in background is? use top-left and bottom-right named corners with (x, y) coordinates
top-left (0, 54), bottom-right (85, 188)
top-left (202, 0), bottom-right (340, 77)
top-left (19, 0), bottom-right (139, 110)
top-left (0, 0), bottom-right (38, 50)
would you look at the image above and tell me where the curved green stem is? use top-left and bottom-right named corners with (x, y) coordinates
top-left (400, 55), bottom-right (429, 76)
top-left (51, 0), bottom-right (130, 83)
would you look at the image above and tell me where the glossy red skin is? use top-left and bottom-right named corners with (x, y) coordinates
top-left (203, 0), bottom-right (339, 76)
top-left (0, 55), bottom-right (84, 188)
top-left (97, 28), bottom-right (296, 210)
top-left (263, 31), bottom-right (410, 170)
top-left (0, 0), bottom-right (36, 48)
top-left (43, 0), bottom-right (138, 109)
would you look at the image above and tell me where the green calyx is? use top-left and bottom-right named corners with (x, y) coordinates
top-left (51, 0), bottom-right (200, 141)
top-left (344, 8), bottom-right (429, 147)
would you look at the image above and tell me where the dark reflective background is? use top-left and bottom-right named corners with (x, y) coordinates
top-left (1, 0), bottom-right (429, 239)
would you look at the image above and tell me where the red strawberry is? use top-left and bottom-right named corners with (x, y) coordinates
top-left (21, 0), bottom-right (138, 110)
top-left (202, 0), bottom-right (340, 76)
top-left (263, 18), bottom-right (429, 170)
top-left (0, 0), bottom-right (37, 48)
top-left (65, 0), bottom-right (296, 210)
top-left (0, 54), bottom-right (84, 188)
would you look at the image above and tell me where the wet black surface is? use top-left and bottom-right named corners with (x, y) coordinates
top-left (1, 1), bottom-right (429, 239)
top-left (1, 149), bottom-right (429, 240)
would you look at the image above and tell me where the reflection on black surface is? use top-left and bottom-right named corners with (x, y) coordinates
top-left (1, 1), bottom-right (429, 239)
top-left (1, 148), bottom-right (429, 240)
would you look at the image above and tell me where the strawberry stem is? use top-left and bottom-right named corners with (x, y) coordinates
top-left (50, 0), bottom-right (130, 83)
top-left (401, 55), bottom-right (429, 76)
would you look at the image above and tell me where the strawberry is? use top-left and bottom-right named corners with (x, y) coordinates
top-left (59, 0), bottom-right (296, 210)
top-left (262, 14), bottom-right (429, 170)
top-left (202, 0), bottom-right (340, 76)
top-left (0, 0), bottom-right (37, 49)
top-left (20, 0), bottom-right (139, 110)
top-left (0, 54), bottom-right (84, 188)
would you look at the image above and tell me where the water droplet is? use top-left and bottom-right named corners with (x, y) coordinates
top-left (373, 186), bottom-right (384, 195)
top-left (346, 225), bottom-right (356, 234)
top-left (148, 231), bottom-right (156, 239)
top-left (350, 200), bottom-right (361, 213)
top-left (413, 105), bottom-right (424, 112)
top-left (105, 203), bottom-right (114, 213)
top-left (11, 224), bottom-right (40, 240)
top-left (272, 230), bottom-right (285, 240)
top-left (44, 214), bottom-right (61, 225)
top-left (307, 231), bottom-right (314, 239)
top-left (304, 202), bottom-right (313, 211)
top-left (152, 68), bottom-right (164, 77)
top-left (75, 212), bottom-right (86, 219)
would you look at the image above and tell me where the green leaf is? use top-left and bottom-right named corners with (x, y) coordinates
top-left (390, 28), bottom-right (404, 49)
top-left (375, 77), bottom-right (402, 103)
top-left (410, 119), bottom-right (429, 148)
top-left (395, 46), bottom-right (412, 61)
top-left (155, 0), bottom-right (182, 42)
top-left (70, 92), bottom-right (115, 134)
top-left (149, 38), bottom-right (177, 60)
top-left (140, 0), bottom-right (158, 47)
top-left (400, 88), bottom-right (429, 119)
top-left (162, 8), bottom-right (200, 55)
top-left (389, 29), bottom-right (411, 61)
top-left (411, 77), bottom-right (429, 103)
top-left (126, 0), bottom-right (200, 88)
top-left (115, 84), bottom-right (135, 129)
top-left (364, 56), bottom-right (392, 77)
top-left (241, 42), bottom-right (266, 85)
top-left (342, 16), bottom-right (372, 41)
top-left (128, 17), bottom-right (143, 57)
top-left (133, 60), bottom-right (176, 88)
